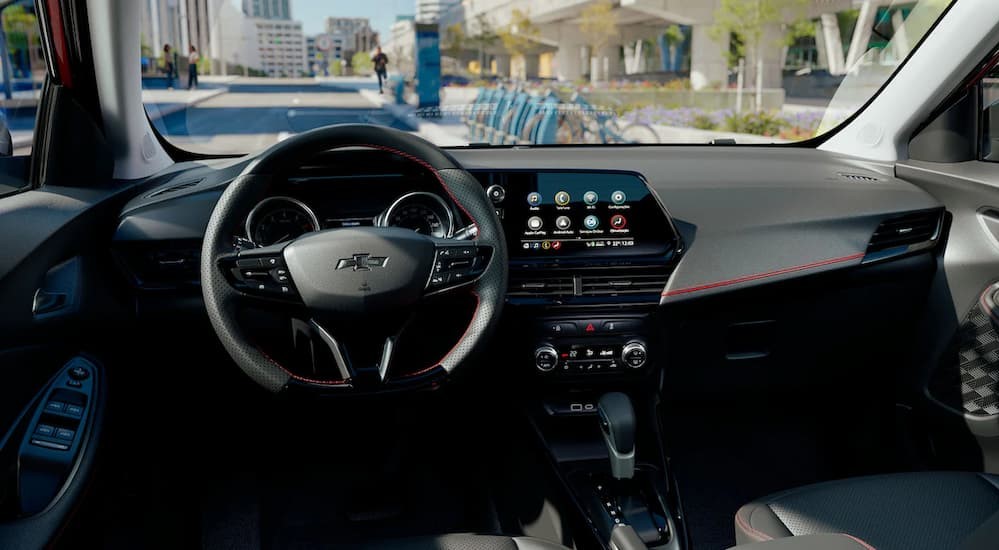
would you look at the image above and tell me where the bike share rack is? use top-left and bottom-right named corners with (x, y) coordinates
top-left (463, 84), bottom-right (659, 146)
top-left (465, 85), bottom-right (561, 146)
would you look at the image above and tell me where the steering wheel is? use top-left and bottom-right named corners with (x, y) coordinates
top-left (200, 125), bottom-right (508, 393)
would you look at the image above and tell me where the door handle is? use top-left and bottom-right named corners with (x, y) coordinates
top-left (32, 289), bottom-right (68, 315)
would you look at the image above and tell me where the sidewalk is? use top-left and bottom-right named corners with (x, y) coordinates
top-left (11, 85), bottom-right (229, 151)
top-left (142, 86), bottom-right (229, 122)
top-left (359, 88), bottom-right (469, 146)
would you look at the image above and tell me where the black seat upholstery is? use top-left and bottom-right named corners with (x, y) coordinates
top-left (735, 472), bottom-right (999, 550)
top-left (343, 534), bottom-right (571, 550)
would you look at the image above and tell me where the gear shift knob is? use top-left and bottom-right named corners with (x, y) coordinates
top-left (598, 392), bottom-right (636, 480)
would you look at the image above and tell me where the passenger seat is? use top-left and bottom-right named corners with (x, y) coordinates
top-left (733, 472), bottom-right (999, 550)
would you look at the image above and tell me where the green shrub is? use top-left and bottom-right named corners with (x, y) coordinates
top-left (724, 110), bottom-right (786, 136)
top-left (692, 114), bottom-right (717, 130)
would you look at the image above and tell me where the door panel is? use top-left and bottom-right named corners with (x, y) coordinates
top-left (897, 159), bottom-right (999, 471)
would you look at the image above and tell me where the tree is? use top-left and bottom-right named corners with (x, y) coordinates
top-left (580, 0), bottom-right (618, 55)
top-left (352, 51), bottom-right (374, 74)
top-left (662, 24), bottom-right (685, 72)
top-left (3, 6), bottom-right (39, 79)
top-left (498, 9), bottom-right (539, 58)
top-left (467, 14), bottom-right (498, 78)
top-left (443, 23), bottom-right (466, 60)
top-left (708, 0), bottom-right (809, 67)
top-left (579, 0), bottom-right (618, 81)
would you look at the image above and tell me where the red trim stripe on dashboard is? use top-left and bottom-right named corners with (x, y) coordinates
top-left (661, 252), bottom-right (865, 297)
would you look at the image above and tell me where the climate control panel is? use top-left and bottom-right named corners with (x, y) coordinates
top-left (534, 341), bottom-right (647, 373)
top-left (530, 316), bottom-right (652, 377)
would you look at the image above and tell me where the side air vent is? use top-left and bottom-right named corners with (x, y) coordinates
top-left (580, 273), bottom-right (668, 296)
top-left (145, 179), bottom-right (204, 198)
top-left (866, 210), bottom-right (942, 257)
top-left (838, 172), bottom-right (882, 183)
top-left (508, 275), bottom-right (574, 297)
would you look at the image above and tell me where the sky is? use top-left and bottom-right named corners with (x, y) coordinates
top-left (228, 0), bottom-right (416, 40)
top-left (292, 0), bottom-right (416, 38)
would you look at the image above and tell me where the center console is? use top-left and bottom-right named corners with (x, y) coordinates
top-left (474, 170), bottom-right (686, 549)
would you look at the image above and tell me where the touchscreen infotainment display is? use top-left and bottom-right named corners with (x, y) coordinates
top-left (478, 171), bottom-right (675, 259)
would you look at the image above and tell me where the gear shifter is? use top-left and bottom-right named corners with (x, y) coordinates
top-left (597, 392), bottom-right (636, 480)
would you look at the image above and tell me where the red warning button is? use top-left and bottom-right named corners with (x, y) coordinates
top-left (584, 323), bottom-right (596, 333)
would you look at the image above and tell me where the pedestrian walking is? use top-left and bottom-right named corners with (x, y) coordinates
top-left (188, 46), bottom-right (200, 90)
top-left (373, 47), bottom-right (389, 94)
top-left (163, 44), bottom-right (176, 89)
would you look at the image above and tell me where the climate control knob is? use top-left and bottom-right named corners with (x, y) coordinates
top-left (535, 345), bottom-right (559, 372)
top-left (621, 341), bottom-right (648, 369)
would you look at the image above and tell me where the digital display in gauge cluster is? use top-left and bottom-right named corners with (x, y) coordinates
top-left (483, 172), bottom-right (674, 259)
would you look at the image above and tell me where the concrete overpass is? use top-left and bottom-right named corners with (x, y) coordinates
top-left (440, 0), bottom-right (899, 89)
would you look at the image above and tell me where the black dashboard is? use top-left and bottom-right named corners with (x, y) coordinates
top-left (112, 146), bottom-right (944, 308)
top-left (108, 145), bottom-right (947, 386)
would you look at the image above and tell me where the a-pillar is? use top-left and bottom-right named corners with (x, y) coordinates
top-left (690, 24), bottom-right (727, 90)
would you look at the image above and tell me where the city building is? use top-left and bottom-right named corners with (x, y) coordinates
top-left (208, 0), bottom-right (262, 75)
top-left (416, 0), bottom-right (461, 24)
top-left (382, 15), bottom-right (417, 77)
top-left (324, 17), bottom-right (379, 61)
top-left (242, 0), bottom-right (291, 20)
top-left (307, 33), bottom-right (346, 75)
top-left (140, 0), bottom-right (212, 65)
top-left (437, 0), bottom-right (902, 89)
top-left (251, 18), bottom-right (307, 77)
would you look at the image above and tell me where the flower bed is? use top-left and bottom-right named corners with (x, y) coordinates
top-left (622, 106), bottom-right (829, 139)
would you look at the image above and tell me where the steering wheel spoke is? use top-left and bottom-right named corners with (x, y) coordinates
top-left (295, 318), bottom-right (405, 387)
top-left (425, 241), bottom-right (493, 297)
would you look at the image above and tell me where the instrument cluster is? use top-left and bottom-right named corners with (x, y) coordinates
top-left (244, 190), bottom-right (458, 247)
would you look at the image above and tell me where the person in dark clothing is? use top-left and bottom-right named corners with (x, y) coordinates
top-left (187, 45), bottom-right (200, 90)
top-left (373, 47), bottom-right (389, 94)
top-left (163, 44), bottom-right (176, 89)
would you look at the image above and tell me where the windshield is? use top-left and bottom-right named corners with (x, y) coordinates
top-left (142, 0), bottom-right (952, 154)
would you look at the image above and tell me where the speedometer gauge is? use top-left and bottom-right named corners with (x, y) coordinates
top-left (245, 197), bottom-right (321, 246)
top-left (379, 192), bottom-right (454, 239)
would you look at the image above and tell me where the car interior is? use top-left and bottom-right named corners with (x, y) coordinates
top-left (2, 1), bottom-right (999, 549)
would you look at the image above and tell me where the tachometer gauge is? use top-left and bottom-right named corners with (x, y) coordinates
top-left (245, 197), bottom-right (320, 246)
top-left (379, 192), bottom-right (454, 239)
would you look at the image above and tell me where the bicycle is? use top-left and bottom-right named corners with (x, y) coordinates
top-left (561, 92), bottom-right (660, 144)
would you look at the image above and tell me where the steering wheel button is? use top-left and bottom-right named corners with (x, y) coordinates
top-left (236, 258), bottom-right (262, 268)
top-left (446, 258), bottom-right (473, 270)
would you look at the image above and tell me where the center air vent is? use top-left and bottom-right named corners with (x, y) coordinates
top-left (508, 267), bottom-right (671, 303)
top-left (508, 274), bottom-right (574, 297)
top-left (580, 273), bottom-right (668, 296)
top-left (866, 210), bottom-right (942, 256)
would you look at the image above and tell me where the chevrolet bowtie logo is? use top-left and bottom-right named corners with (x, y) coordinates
top-left (336, 253), bottom-right (388, 271)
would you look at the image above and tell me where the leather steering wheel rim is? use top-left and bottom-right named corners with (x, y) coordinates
top-left (200, 124), bottom-right (508, 393)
